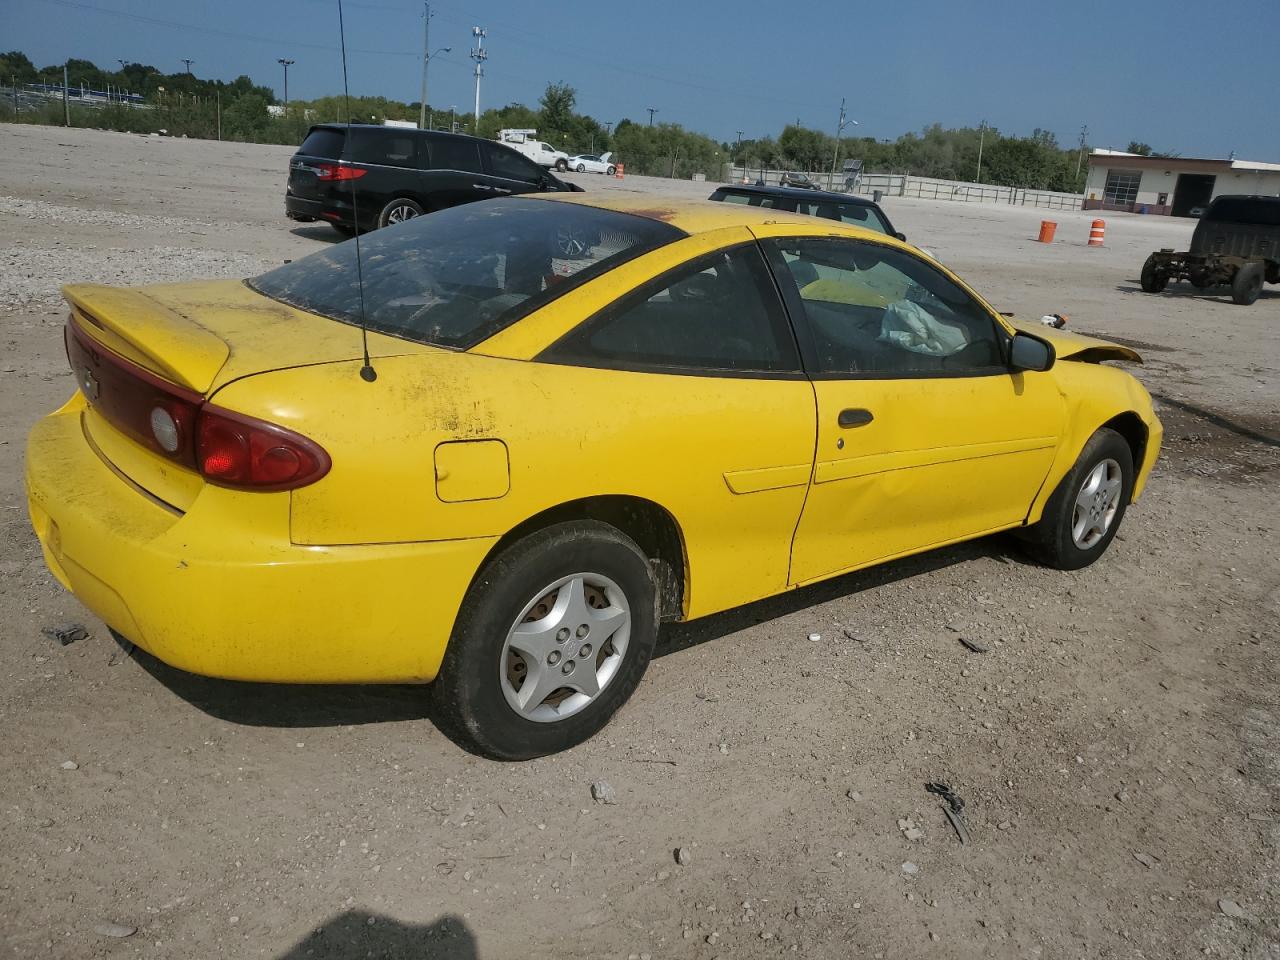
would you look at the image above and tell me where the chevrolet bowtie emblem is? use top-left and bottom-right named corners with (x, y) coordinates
top-left (81, 368), bottom-right (100, 401)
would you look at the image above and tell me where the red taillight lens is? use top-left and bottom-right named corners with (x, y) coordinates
top-left (314, 162), bottom-right (367, 181)
top-left (197, 406), bottom-right (330, 492)
top-left (67, 317), bottom-right (330, 493)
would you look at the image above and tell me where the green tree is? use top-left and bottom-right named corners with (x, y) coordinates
top-left (1126, 141), bottom-right (1153, 156)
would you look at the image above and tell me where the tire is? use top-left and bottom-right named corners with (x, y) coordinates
top-left (377, 197), bottom-right (424, 229)
top-left (1231, 262), bottom-right (1264, 305)
top-left (606, 165), bottom-right (616, 177)
top-left (431, 521), bottom-right (658, 761)
top-left (1020, 428), bottom-right (1134, 571)
top-left (1139, 254), bottom-right (1167, 293)
top-left (555, 159), bottom-right (569, 172)
top-left (329, 222), bottom-right (356, 238)
top-left (575, 163), bottom-right (586, 173)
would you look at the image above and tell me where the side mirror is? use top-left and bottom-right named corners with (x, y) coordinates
top-left (1009, 331), bottom-right (1055, 372)
top-left (895, 232), bottom-right (907, 242)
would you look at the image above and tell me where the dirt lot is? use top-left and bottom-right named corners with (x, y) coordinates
top-left (1, 124), bottom-right (1277, 960)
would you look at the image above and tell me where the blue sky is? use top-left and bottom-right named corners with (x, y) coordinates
top-left (5, 0), bottom-right (1279, 159)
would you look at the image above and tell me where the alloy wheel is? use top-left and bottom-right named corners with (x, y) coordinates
top-left (1071, 458), bottom-right (1122, 549)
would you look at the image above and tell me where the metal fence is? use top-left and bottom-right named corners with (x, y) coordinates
top-left (728, 165), bottom-right (1083, 212)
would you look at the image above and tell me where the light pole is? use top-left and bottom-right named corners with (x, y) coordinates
top-left (735, 129), bottom-right (744, 177)
top-left (976, 119), bottom-right (987, 182)
top-left (180, 58), bottom-right (194, 75)
top-left (829, 98), bottom-right (857, 188)
top-left (418, 3), bottom-right (452, 129)
top-left (646, 107), bottom-right (658, 127)
top-left (470, 26), bottom-right (487, 123)
top-left (277, 59), bottom-right (294, 114)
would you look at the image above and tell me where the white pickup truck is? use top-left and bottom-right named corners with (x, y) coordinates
top-left (497, 129), bottom-right (571, 172)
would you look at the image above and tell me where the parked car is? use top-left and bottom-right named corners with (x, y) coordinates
top-left (285, 124), bottom-right (580, 237)
top-left (569, 153), bottom-right (616, 175)
top-left (778, 171), bottom-right (819, 189)
top-left (28, 194), bottom-right (1161, 760)
top-left (1140, 195), bottom-right (1280, 305)
top-left (709, 183), bottom-right (909, 242)
top-left (496, 129), bottom-right (572, 171)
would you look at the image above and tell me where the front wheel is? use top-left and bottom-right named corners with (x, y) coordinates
top-left (1140, 254), bottom-right (1168, 293)
top-left (606, 165), bottom-right (616, 176)
top-left (431, 521), bottom-right (658, 760)
top-left (377, 197), bottom-right (424, 229)
top-left (575, 163), bottom-right (586, 173)
top-left (1231, 262), bottom-right (1264, 305)
top-left (1019, 428), bottom-right (1134, 571)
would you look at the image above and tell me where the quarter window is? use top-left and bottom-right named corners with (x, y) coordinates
top-left (766, 238), bottom-right (1005, 375)
top-left (1103, 169), bottom-right (1142, 206)
top-left (543, 244), bottom-right (800, 375)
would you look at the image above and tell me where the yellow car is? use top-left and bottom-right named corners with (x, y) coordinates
top-left (25, 193), bottom-right (1161, 760)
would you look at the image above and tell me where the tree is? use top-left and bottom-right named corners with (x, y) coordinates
top-left (538, 82), bottom-right (576, 132)
top-left (0, 50), bottom-right (38, 82)
top-left (1126, 141), bottom-right (1153, 156)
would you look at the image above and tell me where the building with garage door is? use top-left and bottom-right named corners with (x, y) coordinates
top-left (1084, 149), bottom-right (1280, 217)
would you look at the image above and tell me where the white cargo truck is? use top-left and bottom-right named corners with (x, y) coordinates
top-left (497, 129), bottom-right (571, 171)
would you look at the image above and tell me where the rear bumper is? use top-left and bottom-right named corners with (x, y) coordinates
top-left (25, 397), bottom-right (496, 684)
top-left (285, 194), bottom-right (332, 223)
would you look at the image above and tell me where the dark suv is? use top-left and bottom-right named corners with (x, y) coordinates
top-left (708, 183), bottom-right (907, 242)
top-left (286, 124), bottom-right (581, 236)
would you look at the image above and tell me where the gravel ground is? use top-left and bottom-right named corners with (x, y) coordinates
top-left (0, 124), bottom-right (1277, 960)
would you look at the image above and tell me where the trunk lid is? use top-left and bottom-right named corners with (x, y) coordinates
top-left (65, 278), bottom-right (426, 511)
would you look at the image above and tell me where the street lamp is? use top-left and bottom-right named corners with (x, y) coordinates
top-left (420, 46), bottom-right (450, 129)
top-left (277, 58), bottom-right (295, 114)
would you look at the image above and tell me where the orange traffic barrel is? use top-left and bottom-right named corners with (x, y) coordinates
top-left (1088, 219), bottom-right (1105, 246)
top-left (1038, 220), bottom-right (1057, 243)
top-left (615, 163), bottom-right (625, 180)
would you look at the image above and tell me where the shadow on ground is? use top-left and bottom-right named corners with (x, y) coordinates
top-left (274, 911), bottom-right (477, 959)
top-left (289, 223), bottom-right (346, 244)
top-left (1113, 280), bottom-right (1279, 305)
top-left (123, 535), bottom-right (1028, 729)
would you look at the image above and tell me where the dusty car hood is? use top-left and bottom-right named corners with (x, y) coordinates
top-left (1007, 319), bottom-right (1143, 364)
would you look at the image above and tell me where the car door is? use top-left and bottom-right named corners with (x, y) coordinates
top-left (535, 238), bottom-right (818, 614)
top-left (757, 233), bottom-right (1066, 585)
top-left (420, 135), bottom-right (491, 209)
top-left (480, 142), bottom-right (548, 197)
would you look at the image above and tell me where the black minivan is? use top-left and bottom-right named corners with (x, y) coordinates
top-left (286, 124), bottom-right (582, 236)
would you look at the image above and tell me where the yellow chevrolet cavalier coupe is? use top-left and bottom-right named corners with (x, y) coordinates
top-left (26, 194), bottom-right (1161, 759)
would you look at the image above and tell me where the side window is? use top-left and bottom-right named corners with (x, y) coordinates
top-left (428, 137), bottom-right (483, 173)
top-left (713, 192), bottom-right (751, 205)
top-left (766, 237), bottom-right (1005, 376)
top-left (542, 244), bottom-right (800, 375)
top-left (484, 143), bottom-right (542, 183)
top-left (349, 131), bottom-right (418, 168)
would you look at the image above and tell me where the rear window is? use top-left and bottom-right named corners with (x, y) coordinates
top-left (248, 198), bottom-right (686, 349)
top-left (796, 200), bottom-right (891, 234)
top-left (1205, 197), bottom-right (1280, 226)
top-left (298, 127), bottom-right (346, 160)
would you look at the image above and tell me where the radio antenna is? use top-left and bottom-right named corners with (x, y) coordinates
top-left (337, 0), bottom-right (377, 382)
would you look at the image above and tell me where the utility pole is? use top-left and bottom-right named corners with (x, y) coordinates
top-left (417, 5), bottom-right (452, 129)
top-left (62, 62), bottom-right (69, 126)
top-left (277, 59), bottom-right (294, 113)
top-left (450, 104), bottom-right (456, 133)
top-left (470, 26), bottom-right (486, 124)
top-left (736, 130), bottom-right (744, 178)
top-left (829, 98), bottom-right (857, 188)
top-left (1075, 124), bottom-right (1089, 181)
top-left (216, 87), bottom-right (222, 140)
top-left (646, 107), bottom-right (658, 127)
top-left (976, 119), bottom-right (988, 182)
top-left (181, 58), bottom-right (194, 75)
top-left (605, 120), bottom-right (614, 136)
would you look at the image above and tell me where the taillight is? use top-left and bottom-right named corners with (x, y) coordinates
top-left (313, 162), bottom-right (367, 181)
top-left (67, 317), bottom-right (330, 493)
top-left (197, 406), bottom-right (330, 492)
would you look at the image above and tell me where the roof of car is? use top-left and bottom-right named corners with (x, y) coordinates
top-left (309, 122), bottom-right (492, 145)
top-left (712, 183), bottom-right (880, 206)
top-left (536, 191), bottom-right (886, 237)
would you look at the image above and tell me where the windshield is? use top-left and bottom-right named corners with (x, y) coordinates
top-left (249, 198), bottom-right (685, 349)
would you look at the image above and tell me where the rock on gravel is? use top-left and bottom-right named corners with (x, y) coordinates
top-left (590, 780), bottom-right (617, 805)
top-left (675, 847), bottom-right (693, 866)
top-left (93, 921), bottom-right (137, 938)
top-left (1217, 899), bottom-right (1247, 919)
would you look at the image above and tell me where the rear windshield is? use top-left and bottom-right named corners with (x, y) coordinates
top-left (298, 127), bottom-right (346, 159)
top-left (1205, 197), bottom-right (1280, 226)
top-left (248, 198), bottom-right (686, 349)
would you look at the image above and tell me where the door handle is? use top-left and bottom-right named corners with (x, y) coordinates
top-left (838, 408), bottom-right (874, 428)
top-left (471, 183), bottom-right (493, 191)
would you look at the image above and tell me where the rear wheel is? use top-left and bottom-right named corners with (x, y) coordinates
top-left (606, 165), bottom-right (616, 177)
top-left (575, 162), bottom-right (586, 173)
top-left (555, 158), bottom-right (569, 172)
top-left (1020, 428), bottom-right (1134, 571)
top-left (1140, 254), bottom-right (1168, 293)
top-left (1231, 262), bottom-right (1264, 305)
top-left (377, 197), bottom-right (424, 229)
top-left (431, 521), bottom-right (658, 761)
